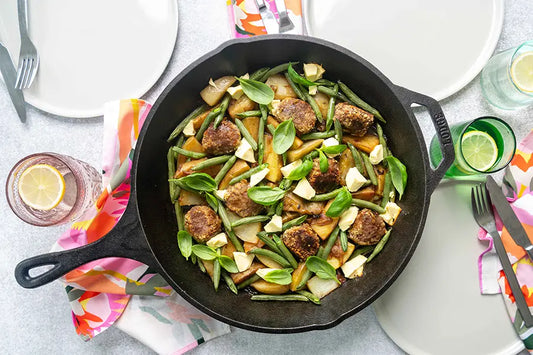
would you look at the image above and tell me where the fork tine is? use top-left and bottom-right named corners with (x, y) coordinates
top-left (15, 59), bottom-right (26, 88)
top-left (471, 185), bottom-right (481, 215)
top-left (22, 58), bottom-right (33, 88)
top-left (27, 57), bottom-right (38, 87)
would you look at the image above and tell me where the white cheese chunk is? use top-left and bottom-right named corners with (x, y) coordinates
top-left (264, 215), bottom-right (283, 233)
top-left (322, 137), bottom-right (341, 157)
top-left (369, 144), bottom-right (384, 165)
top-left (293, 177), bottom-right (316, 200)
top-left (303, 63), bottom-right (325, 82)
top-left (241, 73), bottom-right (250, 80)
top-left (341, 255), bottom-right (368, 279)
top-left (206, 233), bottom-right (228, 249)
top-left (214, 189), bottom-right (227, 200)
top-left (270, 99), bottom-right (282, 117)
top-left (346, 167), bottom-right (367, 192)
top-left (380, 202), bottom-right (402, 225)
top-left (183, 120), bottom-right (196, 137)
top-left (338, 206), bottom-right (359, 231)
top-left (233, 252), bottom-right (255, 272)
top-left (249, 167), bottom-right (270, 187)
top-left (256, 268), bottom-right (279, 280)
top-left (309, 85), bottom-right (318, 95)
top-left (226, 85), bottom-right (244, 99)
top-left (280, 159), bottom-right (303, 177)
top-left (235, 139), bottom-right (256, 163)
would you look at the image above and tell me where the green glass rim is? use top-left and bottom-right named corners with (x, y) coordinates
top-left (506, 40), bottom-right (533, 96)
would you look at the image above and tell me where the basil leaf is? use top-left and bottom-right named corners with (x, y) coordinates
top-left (178, 173), bottom-right (216, 192)
top-left (235, 77), bottom-right (274, 105)
top-left (177, 230), bottom-right (192, 260)
top-left (321, 144), bottom-right (347, 155)
top-left (287, 63), bottom-right (316, 87)
top-left (273, 119), bottom-right (296, 155)
top-left (218, 255), bottom-right (239, 273)
top-left (191, 244), bottom-right (218, 260)
top-left (326, 187), bottom-right (352, 217)
top-left (261, 269), bottom-right (293, 285)
top-left (306, 256), bottom-right (340, 284)
top-left (247, 186), bottom-right (286, 206)
top-left (205, 192), bottom-right (219, 211)
top-left (286, 159), bottom-right (313, 180)
top-left (385, 156), bottom-right (407, 200)
top-left (318, 149), bottom-right (329, 173)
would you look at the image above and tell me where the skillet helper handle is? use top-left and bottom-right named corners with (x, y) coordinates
top-left (15, 202), bottom-right (159, 289)
top-left (394, 85), bottom-right (454, 194)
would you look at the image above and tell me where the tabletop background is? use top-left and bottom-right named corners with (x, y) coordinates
top-left (1, 1), bottom-right (532, 354)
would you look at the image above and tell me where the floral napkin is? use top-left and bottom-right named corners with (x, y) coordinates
top-left (50, 99), bottom-right (230, 354)
top-left (478, 130), bottom-right (533, 351)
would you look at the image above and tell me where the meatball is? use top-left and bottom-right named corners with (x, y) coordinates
top-left (225, 181), bottom-right (264, 217)
top-left (348, 208), bottom-right (387, 245)
top-left (282, 223), bottom-right (321, 261)
top-left (307, 158), bottom-right (341, 194)
top-left (201, 119), bottom-right (241, 155)
top-left (334, 102), bottom-right (373, 137)
top-left (273, 98), bottom-right (316, 135)
top-left (184, 206), bottom-right (221, 243)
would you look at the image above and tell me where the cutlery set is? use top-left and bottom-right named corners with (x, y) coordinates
top-left (254, 0), bottom-right (295, 34)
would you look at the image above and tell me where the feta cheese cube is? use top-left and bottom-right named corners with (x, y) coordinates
top-left (338, 206), bottom-right (359, 231)
top-left (309, 85), bottom-right (318, 95)
top-left (206, 233), bottom-right (228, 248)
top-left (303, 63), bottom-right (326, 82)
top-left (322, 137), bottom-right (341, 157)
top-left (214, 189), bottom-right (227, 200)
top-left (241, 73), bottom-right (250, 80)
top-left (233, 252), bottom-right (255, 272)
top-left (235, 139), bottom-right (256, 163)
top-left (380, 202), bottom-right (402, 225)
top-left (249, 167), bottom-right (270, 187)
top-left (369, 144), bottom-right (384, 165)
top-left (293, 177), bottom-right (316, 200)
top-left (264, 215), bottom-right (283, 233)
top-left (346, 167), bottom-right (367, 192)
top-left (183, 120), bottom-right (196, 137)
top-left (341, 255), bottom-right (367, 279)
top-left (280, 159), bottom-right (303, 177)
top-left (227, 85), bottom-right (243, 99)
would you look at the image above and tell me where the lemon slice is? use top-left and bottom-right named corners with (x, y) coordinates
top-left (510, 51), bottom-right (533, 93)
top-left (460, 130), bottom-right (498, 172)
top-left (18, 164), bottom-right (66, 210)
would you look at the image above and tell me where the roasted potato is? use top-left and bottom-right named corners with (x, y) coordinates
top-left (200, 76), bottom-right (236, 106)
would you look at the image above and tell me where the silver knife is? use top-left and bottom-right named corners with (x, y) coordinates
top-left (486, 175), bottom-right (533, 260)
top-left (0, 42), bottom-right (26, 122)
top-left (255, 0), bottom-right (279, 34)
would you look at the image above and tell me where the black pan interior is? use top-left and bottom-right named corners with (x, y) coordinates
top-left (134, 36), bottom-right (430, 332)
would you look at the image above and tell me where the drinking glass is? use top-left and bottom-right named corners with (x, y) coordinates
top-left (6, 153), bottom-right (102, 226)
top-left (429, 117), bottom-right (516, 178)
top-left (480, 40), bottom-right (533, 110)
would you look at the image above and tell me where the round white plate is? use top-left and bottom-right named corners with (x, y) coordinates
top-left (373, 182), bottom-right (523, 355)
top-left (303, 0), bottom-right (504, 101)
top-left (0, 0), bottom-right (178, 118)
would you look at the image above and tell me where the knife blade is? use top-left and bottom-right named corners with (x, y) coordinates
top-left (486, 175), bottom-right (533, 260)
top-left (0, 42), bottom-right (26, 122)
top-left (255, 0), bottom-right (279, 35)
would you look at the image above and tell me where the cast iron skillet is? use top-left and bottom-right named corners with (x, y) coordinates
top-left (15, 35), bottom-right (454, 333)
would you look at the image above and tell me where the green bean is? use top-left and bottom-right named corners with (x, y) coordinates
top-left (314, 78), bottom-right (336, 87)
top-left (340, 230), bottom-right (348, 252)
top-left (167, 104), bottom-right (208, 142)
top-left (222, 270), bottom-right (238, 294)
top-left (296, 290), bottom-right (321, 305)
top-left (192, 155), bottom-right (232, 171)
top-left (174, 201), bottom-right (184, 231)
top-left (213, 95), bottom-right (232, 129)
top-left (282, 152), bottom-right (287, 166)
top-left (272, 235), bottom-right (298, 269)
top-left (279, 178), bottom-right (293, 190)
top-left (317, 86), bottom-right (350, 102)
top-left (214, 155), bottom-right (237, 185)
top-left (217, 204), bottom-right (233, 231)
top-left (376, 123), bottom-right (388, 160)
top-left (303, 150), bottom-right (319, 161)
top-left (282, 215), bottom-right (307, 231)
top-left (347, 142), bottom-right (365, 175)
top-left (248, 248), bottom-right (292, 268)
top-left (174, 135), bottom-right (185, 149)
top-left (251, 294), bottom-right (309, 302)
top-left (296, 268), bottom-right (313, 290)
top-left (229, 163), bottom-right (269, 185)
top-left (249, 67), bottom-right (270, 81)
top-left (236, 110), bottom-right (262, 118)
top-left (235, 119), bottom-right (258, 150)
top-left (352, 199), bottom-right (386, 214)
top-left (303, 91), bottom-right (323, 122)
top-left (167, 147), bottom-right (177, 202)
top-left (284, 73), bottom-right (306, 101)
top-left (275, 200), bottom-right (284, 215)
top-left (310, 187), bottom-right (344, 201)
top-left (326, 84), bottom-right (338, 131)
top-left (318, 226), bottom-right (340, 259)
top-left (171, 147), bottom-right (206, 159)
top-left (338, 81), bottom-right (385, 123)
top-left (256, 232), bottom-right (282, 254)
top-left (231, 215), bottom-right (270, 228)
top-left (367, 229), bottom-right (392, 263)
top-left (213, 253), bottom-right (221, 291)
top-left (258, 105), bottom-right (268, 164)
top-left (227, 230), bottom-right (244, 252)
top-left (381, 172), bottom-right (392, 208)
top-left (300, 131), bottom-right (336, 140)
top-left (361, 153), bottom-right (378, 185)
top-left (349, 245), bottom-right (375, 260)
top-left (260, 62), bottom-right (298, 82)
top-left (195, 108), bottom-right (220, 141)
top-left (334, 117), bottom-right (343, 142)
top-left (237, 274), bottom-right (261, 289)
top-left (267, 124), bottom-right (276, 135)
top-left (191, 253), bottom-right (197, 265)
top-left (197, 259), bottom-right (207, 273)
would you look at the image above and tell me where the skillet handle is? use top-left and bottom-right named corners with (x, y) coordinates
top-left (14, 201), bottom-right (159, 289)
top-left (394, 85), bottom-right (454, 194)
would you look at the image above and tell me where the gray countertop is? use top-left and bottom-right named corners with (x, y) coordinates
top-left (1, 1), bottom-right (532, 354)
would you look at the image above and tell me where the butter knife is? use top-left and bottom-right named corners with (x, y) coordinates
top-left (486, 175), bottom-right (533, 260)
top-left (0, 42), bottom-right (26, 122)
top-left (255, 0), bottom-right (279, 34)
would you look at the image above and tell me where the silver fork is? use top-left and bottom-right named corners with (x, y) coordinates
top-left (274, 0), bottom-right (295, 33)
top-left (471, 184), bottom-right (533, 327)
top-left (15, 0), bottom-right (39, 89)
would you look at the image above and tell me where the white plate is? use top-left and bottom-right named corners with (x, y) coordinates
top-left (373, 182), bottom-right (523, 355)
top-left (303, 0), bottom-right (504, 100)
top-left (0, 0), bottom-right (178, 118)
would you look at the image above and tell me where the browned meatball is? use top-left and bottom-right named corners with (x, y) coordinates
top-left (184, 206), bottom-right (221, 243)
top-left (334, 102), bottom-right (373, 137)
top-left (273, 98), bottom-right (316, 135)
top-left (307, 158), bottom-right (341, 194)
top-left (348, 208), bottom-right (387, 245)
top-left (225, 181), bottom-right (264, 217)
top-left (282, 223), bottom-right (321, 261)
top-left (201, 120), bottom-right (241, 155)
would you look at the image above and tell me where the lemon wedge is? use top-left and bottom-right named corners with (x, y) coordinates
top-left (460, 130), bottom-right (498, 172)
top-left (18, 164), bottom-right (66, 210)
top-left (510, 51), bottom-right (533, 93)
